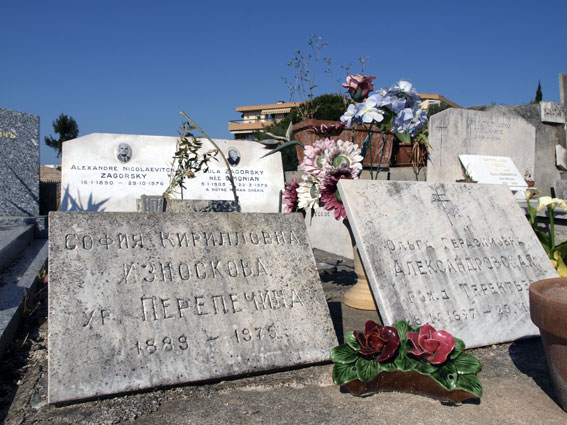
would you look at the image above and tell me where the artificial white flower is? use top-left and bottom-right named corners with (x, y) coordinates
top-left (537, 196), bottom-right (567, 212)
top-left (524, 187), bottom-right (539, 201)
top-left (321, 139), bottom-right (363, 179)
top-left (297, 174), bottom-right (321, 210)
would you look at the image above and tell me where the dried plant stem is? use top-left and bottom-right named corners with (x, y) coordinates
top-left (180, 111), bottom-right (241, 212)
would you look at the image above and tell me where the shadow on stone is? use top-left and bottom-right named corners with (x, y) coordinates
top-left (509, 337), bottom-right (558, 405)
top-left (327, 301), bottom-right (344, 344)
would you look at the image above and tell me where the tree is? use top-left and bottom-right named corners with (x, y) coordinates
top-left (45, 113), bottom-right (79, 157)
top-left (534, 80), bottom-right (543, 103)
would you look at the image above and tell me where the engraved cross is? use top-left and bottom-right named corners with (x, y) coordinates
top-left (431, 188), bottom-right (455, 226)
top-left (435, 124), bottom-right (448, 166)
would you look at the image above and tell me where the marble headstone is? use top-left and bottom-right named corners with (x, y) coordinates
top-left (0, 108), bottom-right (39, 216)
top-left (458, 155), bottom-right (527, 190)
top-left (540, 101), bottom-right (566, 124)
top-left (337, 180), bottom-right (558, 348)
top-left (180, 139), bottom-right (284, 213)
top-left (304, 208), bottom-right (353, 259)
top-left (61, 134), bottom-right (283, 213)
top-left (428, 109), bottom-right (536, 184)
top-left (48, 212), bottom-right (336, 403)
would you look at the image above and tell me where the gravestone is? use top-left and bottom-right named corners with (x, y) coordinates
top-left (540, 101), bottom-right (566, 124)
top-left (337, 180), bottom-right (558, 348)
top-left (180, 139), bottom-right (284, 213)
top-left (304, 208), bottom-right (353, 259)
top-left (0, 108), bottom-right (39, 216)
top-left (560, 73), bottom-right (567, 105)
top-left (48, 211), bottom-right (336, 403)
top-left (458, 155), bottom-right (527, 191)
top-left (61, 134), bottom-right (283, 213)
top-left (428, 109), bottom-right (535, 184)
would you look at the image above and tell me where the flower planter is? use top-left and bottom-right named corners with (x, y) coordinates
top-left (529, 277), bottom-right (567, 411)
top-left (391, 142), bottom-right (413, 167)
top-left (342, 370), bottom-right (479, 403)
top-left (292, 119), bottom-right (393, 168)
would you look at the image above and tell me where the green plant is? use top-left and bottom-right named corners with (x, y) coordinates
top-left (164, 112), bottom-right (240, 211)
top-left (45, 113), bottom-right (79, 157)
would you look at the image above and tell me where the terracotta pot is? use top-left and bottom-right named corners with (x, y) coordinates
top-left (292, 119), bottom-right (393, 168)
top-left (529, 277), bottom-right (567, 411)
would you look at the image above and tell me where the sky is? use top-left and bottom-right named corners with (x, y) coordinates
top-left (2, 0), bottom-right (566, 165)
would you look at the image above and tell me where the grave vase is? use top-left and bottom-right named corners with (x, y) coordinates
top-left (529, 277), bottom-right (567, 411)
top-left (342, 220), bottom-right (377, 311)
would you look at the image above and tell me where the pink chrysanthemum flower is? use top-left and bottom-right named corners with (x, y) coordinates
top-left (282, 178), bottom-right (299, 212)
top-left (320, 168), bottom-right (353, 220)
top-left (321, 139), bottom-right (363, 179)
top-left (301, 138), bottom-right (335, 177)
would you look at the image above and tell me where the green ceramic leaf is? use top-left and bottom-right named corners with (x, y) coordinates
top-left (330, 344), bottom-right (358, 365)
top-left (449, 337), bottom-right (466, 360)
top-left (345, 331), bottom-right (361, 351)
top-left (455, 374), bottom-right (483, 398)
top-left (453, 354), bottom-right (482, 375)
top-left (392, 320), bottom-right (414, 341)
top-left (332, 363), bottom-right (359, 385)
top-left (414, 358), bottom-right (438, 375)
top-left (379, 360), bottom-right (397, 371)
top-left (393, 351), bottom-right (419, 371)
top-left (260, 141), bottom-right (304, 158)
top-left (355, 357), bottom-right (382, 382)
top-left (431, 363), bottom-right (458, 391)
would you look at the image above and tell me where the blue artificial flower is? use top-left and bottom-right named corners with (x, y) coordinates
top-left (340, 104), bottom-right (358, 127)
top-left (355, 96), bottom-right (385, 124)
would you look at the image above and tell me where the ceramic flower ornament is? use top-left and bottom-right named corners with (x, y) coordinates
top-left (407, 324), bottom-right (455, 364)
top-left (342, 74), bottom-right (376, 102)
top-left (537, 196), bottom-right (567, 212)
top-left (353, 320), bottom-right (400, 361)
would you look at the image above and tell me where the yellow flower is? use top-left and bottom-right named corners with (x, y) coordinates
top-left (524, 187), bottom-right (539, 201)
top-left (537, 196), bottom-right (567, 212)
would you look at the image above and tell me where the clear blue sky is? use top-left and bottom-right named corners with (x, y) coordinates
top-left (2, 1), bottom-right (566, 164)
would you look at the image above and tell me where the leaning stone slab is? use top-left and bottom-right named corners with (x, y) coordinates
top-left (337, 180), bottom-right (558, 348)
top-left (428, 109), bottom-right (536, 183)
top-left (48, 212), bottom-right (336, 404)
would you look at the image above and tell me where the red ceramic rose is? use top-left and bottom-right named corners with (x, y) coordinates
top-left (407, 324), bottom-right (455, 365)
top-left (353, 320), bottom-right (400, 362)
top-left (342, 74), bottom-right (376, 102)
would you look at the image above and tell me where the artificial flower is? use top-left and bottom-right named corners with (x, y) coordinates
top-left (537, 196), bottom-right (567, 212)
top-left (320, 168), bottom-right (353, 220)
top-left (296, 174), bottom-right (321, 210)
top-left (309, 122), bottom-right (346, 137)
top-left (282, 178), bottom-right (299, 212)
top-left (342, 74), bottom-right (376, 102)
top-left (301, 138), bottom-right (335, 177)
top-left (355, 95), bottom-right (386, 124)
top-left (407, 324), bottom-right (455, 365)
top-left (524, 187), bottom-right (539, 201)
top-left (353, 320), bottom-right (400, 362)
top-left (321, 139), bottom-right (363, 179)
top-left (340, 104), bottom-right (357, 127)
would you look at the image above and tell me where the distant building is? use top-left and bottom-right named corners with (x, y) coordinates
top-left (228, 101), bottom-right (303, 140)
top-left (228, 95), bottom-right (460, 140)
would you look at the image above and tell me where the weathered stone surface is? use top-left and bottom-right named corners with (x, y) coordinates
top-left (47, 212), bottom-right (336, 403)
top-left (458, 155), bottom-right (527, 190)
top-left (540, 101), bottom-right (566, 124)
top-left (428, 109), bottom-right (536, 184)
top-left (338, 180), bottom-right (558, 348)
top-left (0, 108), bottom-right (40, 216)
top-left (304, 208), bottom-right (353, 259)
top-left (61, 134), bottom-right (283, 213)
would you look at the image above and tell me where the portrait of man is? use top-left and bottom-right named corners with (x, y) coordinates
top-left (116, 143), bottom-right (132, 163)
top-left (227, 148), bottom-right (241, 166)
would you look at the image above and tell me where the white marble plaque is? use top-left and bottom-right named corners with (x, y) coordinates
top-left (459, 155), bottom-right (528, 190)
top-left (338, 180), bottom-right (558, 348)
top-left (556, 145), bottom-right (567, 171)
top-left (61, 134), bottom-right (283, 213)
top-left (428, 109), bottom-right (536, 184)
top-left (180, 139), bottom-right (284, 213)
top-left (305, 208), bottom-right (353, 259)
top-left (48, 212), bottom-right (336, 403)
top-left (541, 101), bottom-right (566, 124)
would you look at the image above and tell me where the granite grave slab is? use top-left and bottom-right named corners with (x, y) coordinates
top-left (61, 134), bottom-right (283, 213)
top-left (0, 108), bottom-right (40, 216)
top-left (337, 180), bottom-right (558, 348)
top-left (427, 109), bottom-right (536, 184)
top-left (48, 212), bottom-right (336, 403)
